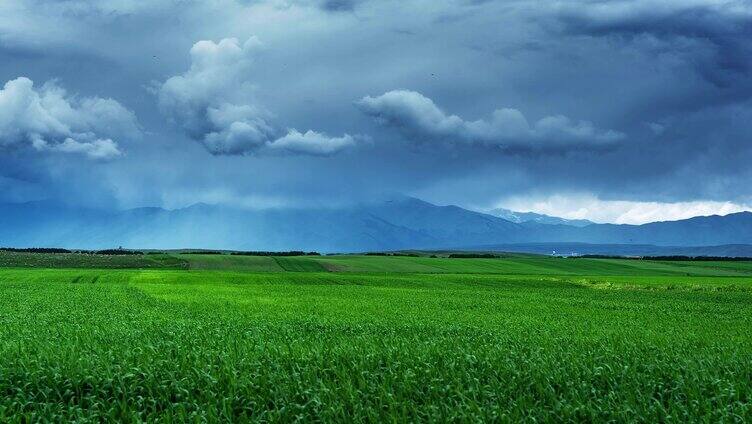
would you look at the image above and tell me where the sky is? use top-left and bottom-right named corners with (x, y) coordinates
top-left (1, 0), bottom-right (751, 223)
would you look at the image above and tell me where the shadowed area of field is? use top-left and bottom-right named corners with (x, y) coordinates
top-left (4, 250), bottom-right (752, 277)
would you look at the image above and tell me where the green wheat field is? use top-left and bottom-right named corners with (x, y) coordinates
top-left (1, 251), bottom-right (751, 421)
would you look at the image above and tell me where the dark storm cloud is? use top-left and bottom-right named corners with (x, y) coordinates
top-left (0, 0), bottom-right (750, 211)
top-left (320, 0), bottom-right (358, 12)
top-left (505, 0), bottom-right (752, 207)
top-left (552, 1), bottom-right (752, 95)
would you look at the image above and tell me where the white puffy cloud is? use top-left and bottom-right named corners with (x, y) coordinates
top-left (158, 37), bottom-right (358, 156)
top-left (268, 130), bottom-right (358, 156)
top-left (0, 77), bottom-right (138, 160)
top-left (39, 138), bottom-right (122, 160)
top-left (356, 90), bottom-right (624, 151)
top-left (201, 103), bottom-right (277, 155)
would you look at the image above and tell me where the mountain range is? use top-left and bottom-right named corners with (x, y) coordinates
top-left (1, 196), bottom-right (752, 255)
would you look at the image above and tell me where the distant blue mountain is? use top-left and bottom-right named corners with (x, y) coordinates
top-left (1, 197), bottom-right (751, 254)
top-left (521, 212), bottom-right (752, 247)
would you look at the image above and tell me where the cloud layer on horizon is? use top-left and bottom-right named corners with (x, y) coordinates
top-left (499, 193), bottom-right (752, 225)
